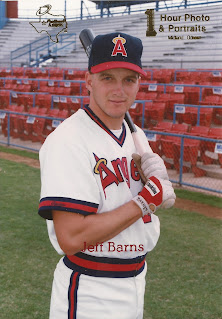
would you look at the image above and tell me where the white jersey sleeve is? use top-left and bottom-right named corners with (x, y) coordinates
top-left (38, 120), bottom-right (100, 220)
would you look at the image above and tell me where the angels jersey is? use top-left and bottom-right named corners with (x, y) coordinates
top-left (38, 105), bottom-right (160, 262)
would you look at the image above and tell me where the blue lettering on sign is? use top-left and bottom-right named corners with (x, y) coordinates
top-left (174, 86), bottom-right (184, 93)
top-left (52, 120), bottom-right (62, 128)
top-left (175, 105), bottom-right (185, 113)
top-left (0, 112), bottom-right (6, 119)
top-left (149, 84), bottom-right (157, 91)
top-left (26, 116), bottom-right (35, 124)
top-left (215, 143), bottom-right (222, 154)
top-left (213, 88), bottom-right (222, 95)
top-left (212, 71), bottom-right (221, 77)
top-left (146, 133), bottom-right (156, 142)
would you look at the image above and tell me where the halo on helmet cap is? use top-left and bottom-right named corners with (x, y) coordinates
top-left (88, 32), bottom-right (146, 77)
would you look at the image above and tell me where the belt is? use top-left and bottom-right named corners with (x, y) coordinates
top-left (64, 252), bottom-right (147, 278)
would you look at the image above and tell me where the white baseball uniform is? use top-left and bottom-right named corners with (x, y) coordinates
top-left (38, 105), bottom-right (160, 319)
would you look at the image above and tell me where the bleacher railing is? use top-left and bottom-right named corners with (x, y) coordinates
top-left (1, 68), bottom-right (222, 88)
top-left (0, 110), bottom-right (221, 194)
top-left (2, 68), bottom-right (222, 78)
top-left (140, 83), bottom-right (222, 102)
top-left (10, 33), bottom-right (76, 68)
top-left (1, 77), bottom-right (222, 109)
top-left (173, 70), bottom-right (222, 82)
top-left (0, 110), bottom-right (65, 150)
top-left (17, 0), bottom-right (222, 20)
top-left (173, 104), bottom-right (222, 125)
top-left (5, 90), bottom-right (87, 108)
top-left (0, 77), bottom-right (85, 93)
top-left (144, 129), bottom-right (222, 194)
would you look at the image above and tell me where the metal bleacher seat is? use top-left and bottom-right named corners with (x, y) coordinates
top-left (1, 105), bottom-right (25, 139)
top-left (188, 126), bottom-right (209, 137)
top-left (145, 102), bottom-right (166, 128)
top-left (152, 69), bottom-right (173, 83)
top-left (12, 67), bottom-right (24, 78)
top-left (176, 106), bottom-right (213, 127)
top-left (160, 123), bottom-right (189, 169)
top-left (158, 121), bottom-right (204, 176)
top-left (64, 69), bottom-right (86, 81)
top-left (49, 68), bottom-right (64, 80)
top-left (201, 95), bottom-right (222, 106)
top-left (35, 94), bottom-right (51, 109)
top-left (156, 93), bottom-right (171, 105)
top-left (43, 108), bottom-right (60, 136)
top-left (165, 93), bottom-right (186, 120)
top-left (171, 123), bottom-right (189, 134)
top-left (129, 102), bottom-right (144, 127)
top-left (22, 107), bottom-right (39, 140)
top-left (68, 97), bottom-right (81, 115)
top-left (136, 91), bottom-right (148, 100)
top-left (148, 121), bottom-right (173, 155)
top-left (1, 104), bottom-right (16, 136)
top-left (0, 90), bottom-right (10, 109)
top-left (173, 138), bottom-right (204, 177)
top-left (201, 127), bottom-right (222, 167)
top-left (11, 105), bottom-right (25, 138)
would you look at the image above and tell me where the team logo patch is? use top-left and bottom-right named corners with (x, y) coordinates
top-left (94, 158), bottom-right (107, 174)
top-left (111, 34), bottom-right (127, 57)
top-left (145, 179), bottom-right (160, 196)
top-left (93, 153), bottom-right (141, 198)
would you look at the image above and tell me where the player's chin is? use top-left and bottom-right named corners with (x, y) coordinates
top-left (108, 101), bottom-right (129, 117)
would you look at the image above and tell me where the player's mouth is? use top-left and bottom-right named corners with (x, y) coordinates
top-left (109, 100), bottom-right (126, 104)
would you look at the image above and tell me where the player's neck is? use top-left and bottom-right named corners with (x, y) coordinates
top-left (88, 103), bottom-right (124, 130)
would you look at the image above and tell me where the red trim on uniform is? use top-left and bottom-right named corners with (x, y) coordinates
top-left (38, 200), bottom-right (97, 213)
top-left (90, 61), bottom-right (147, 76)
top-left (68, 272), bottom-right (80, 319)
top-left (67, 255), bottom-right (145, 272)
top-left (83, 105), bottom-right (126, 147)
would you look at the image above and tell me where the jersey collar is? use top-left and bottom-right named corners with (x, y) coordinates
top-left (83, 105), bottom-right (126, 147)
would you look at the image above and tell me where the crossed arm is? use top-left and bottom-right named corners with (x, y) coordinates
top-left (52, 200), bottom-right (142, 255)
top-left (52, 153), bottom-right (175, 256)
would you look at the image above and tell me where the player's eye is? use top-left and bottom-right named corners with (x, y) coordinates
top-left (103, 76), bottom-right (112, 81)
top-left (125, 78), bottom-right (136, 83)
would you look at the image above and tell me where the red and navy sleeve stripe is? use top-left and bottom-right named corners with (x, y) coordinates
top-left (38, 197), bottom-right (99, 220)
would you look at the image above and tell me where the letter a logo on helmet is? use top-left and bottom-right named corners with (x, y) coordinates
top-left (111, 34), bottom-right (127, 57)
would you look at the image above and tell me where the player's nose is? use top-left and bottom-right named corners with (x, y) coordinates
top-left (112, 81), bottom-right (125, 96)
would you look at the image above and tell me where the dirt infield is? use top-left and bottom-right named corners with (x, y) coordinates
top-left (0, 152), bottom-right (40, 169)
top-left (1, 152), bottom-right (221, 220)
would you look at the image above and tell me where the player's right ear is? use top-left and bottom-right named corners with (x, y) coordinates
top-left (85, 71), bottom-right (93, 94)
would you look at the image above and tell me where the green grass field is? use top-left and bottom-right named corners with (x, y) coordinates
top-left (0, 154), bottom-right (221, 319)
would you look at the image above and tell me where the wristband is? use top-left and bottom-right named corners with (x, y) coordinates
top-left (132, 195), bottom-right (156, 217)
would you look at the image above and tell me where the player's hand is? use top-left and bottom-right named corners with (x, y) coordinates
top-left (132, 176), bottom-right (176, 216)
top-left (132, 152), bottom-right (169, 182)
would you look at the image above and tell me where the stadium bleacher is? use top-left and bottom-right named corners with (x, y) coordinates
top-left (0, 1), bottom-right (222, 189)
top-left (0, 4), bottom-right (222, 69)
top-left (1, 67), bottom-right (221, 177)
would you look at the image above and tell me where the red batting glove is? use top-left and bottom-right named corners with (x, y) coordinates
top-left (132, 176), bottom-right (176, 216)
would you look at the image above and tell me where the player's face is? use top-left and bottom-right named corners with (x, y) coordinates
top-left (85, 68), bottom-right (140, 129)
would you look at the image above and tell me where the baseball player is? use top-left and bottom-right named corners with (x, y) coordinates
top-left (38, 32), bottom-right (176, 319)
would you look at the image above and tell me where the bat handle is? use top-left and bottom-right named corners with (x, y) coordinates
top-left (132, 133), bottom-right (175, 210)
top-left (131, 132), bottom-right (153, 156)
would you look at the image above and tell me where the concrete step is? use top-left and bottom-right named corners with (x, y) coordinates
top-left (198, 164), bottom-right (222, 179)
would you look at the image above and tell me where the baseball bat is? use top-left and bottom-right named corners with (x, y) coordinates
top-left (79, 28), bottom-right (152, 155)
top-left (79, 28), bottom-right (174, 209)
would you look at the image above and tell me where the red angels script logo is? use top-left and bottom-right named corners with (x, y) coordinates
top-left (111, 34), bottom-right (127, 57)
